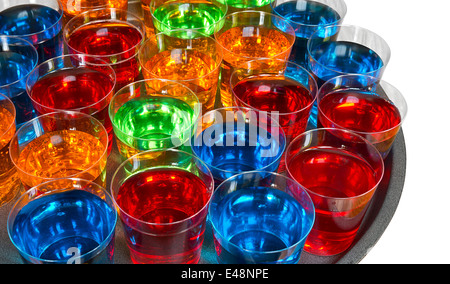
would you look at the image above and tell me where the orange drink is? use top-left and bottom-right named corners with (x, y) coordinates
top-left (214, 11), bottom-right (295, 107)
top-left (0, 94), bottom-right (20, 206)
top-left (10, 111), bottom-right (108, 189)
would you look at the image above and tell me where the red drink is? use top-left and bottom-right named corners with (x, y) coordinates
top-left (116, 168), bottom-right (211, 264)
top-left (233, 75), bottom-right (314, 141)
top-left (318, 90), bottom-right (402, 156)
top-left (287, 146), bottom-right (378, 255)
top-left (67, 22), bottom-right (143, 89)
top-left (29, 67), bottom-right (115, 153)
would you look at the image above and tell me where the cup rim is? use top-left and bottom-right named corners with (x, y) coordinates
top-left (138, 30), bottom-right (223, 84)
top-left (26, 54), bottom-right (117, 115)
top-left (191, 106), bottom-right (287, 175)
top-left (214, 10), bottom-right (296, 61)
top-left (149, 0), bottom-right (229, 34)
top-left (63, 8), bottom-right (145, 61)
top-left (285, 127), bottom-right (385, 200)
top-left (307, 24), bottom-right (391, 77)
top-left (0, 93), bottom-right (16, 144)
top-left (110, 148), bottom-right (215, 228)
top-left (270, 0), bottom-right (347, 29)
top-left (209, 170), bottom-right (316, 256)
top-left (7, 177), bottom-right (118, 264)
top-left (9, 111), bottom-right (109, 186)
top-left (0, 36), bottom-right (39, 90)
top-left (231, 59), bottom-right (319, 116)
top-left (317, 74), bottom-right (408, 136)
top-left (109, 78), bottom-right (201, 144)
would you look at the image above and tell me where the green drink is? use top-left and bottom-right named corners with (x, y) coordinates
top-left (226, 0), bottom-right (273, 8)
top-left (151, 0), bottom-right (227, 38)
top-left (112, 96), bottom-right (196, 158)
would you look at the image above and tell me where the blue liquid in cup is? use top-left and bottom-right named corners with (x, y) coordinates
top-left (308, 40), bottom-right (385, 128)
top-left (0, 4), bottom-right (63, 63)
top-left (273, 0), bottom-right (341, 68)
top-left (0, 46), bottom-right (37, 126)
top-left (209, 187), bottom-right (313, 264)
top-left (192, 122), bottom-right (285, 185)
top-left (10, 190), bottom-right (116, 264)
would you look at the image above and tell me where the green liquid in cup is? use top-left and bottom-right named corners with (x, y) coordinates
top-left (113, 96), bottom-right (196, 150)
top-left (152, 2), bottom-right (225, 37)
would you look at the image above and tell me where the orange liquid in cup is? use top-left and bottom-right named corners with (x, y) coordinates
top-left (16, 130), bottom-right (107, 189)
top-left (0, 106), bottom-right (19, 206)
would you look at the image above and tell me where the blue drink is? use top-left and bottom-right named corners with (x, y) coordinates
top-left (307, 25), bottom-right (390, 127)
top-left (272, 0), bottom-right (345, 67)
top-left (8, 186), bottom-right (117, 264)
top-left (309, 41), bottom-right (384, 86)
top-left (209, 178), bottom-right (315, 264)
top-left (192, 121), bottom-right (286, 185)
top-left (0, 3), bottom-right (64, 63)
top-left (0, 36), bottom-right (38, 127)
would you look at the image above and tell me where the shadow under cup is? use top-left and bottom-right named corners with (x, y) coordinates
top-left (110, 149), bottom-right (214, 264)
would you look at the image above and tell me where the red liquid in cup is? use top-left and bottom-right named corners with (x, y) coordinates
top-left (318, 90), bottom-right (402, 156)
top-left (116, 168), bottom-right (210, 264)
top-left (67, 22), bottom-right (143, 89)
top-left (29, 67), bottom-right (115, 154)
top-left (288, 146), bottom-right (378, 255)
top-left (233, 76), bottom-right (313, 140)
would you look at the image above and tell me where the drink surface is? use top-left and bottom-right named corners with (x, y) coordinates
top-left (67, 22), bottom-right (142, 57)
top-left (289, 146), bottom-right (377, 197)
top-left (226, 0), bottom-right (273, 8)
top-left (273, 1), bottom-right (341, 38)
top-left (116, 168), bottom-right (210, 264)
top-left (11, 190), bottom-right (115, 262)
top-left (113, 96), bottom-right (195, 142)
top-left (217, 25), bottom-right (293, 107)
top-left (210, 186), bottom-right (308, 263)
top-left (218, 26), bottom-right (292, 61)
top-left (67, 21), bottom-right (143, 88)
top-left (117, 168), bottom-right (209, 223)
top-left (0, 4), bottom-right (60, 36)
top-left (16, 130), bottom-right (106, 187)
top-left (192, 122), bottom-right (283, 183)
top-left (233, 75), bottom-right (313, 138)
top-left (144, 49), bottom-right (216, 81)
top-left (0, 4), bottom-right (63, 63)
top-left (319, 90), bottom-right (402, 133)
top-left (273, 1), bottom-right (341, 66)
top-left (310, 41), bottom-right (384, 84)
top-left (152, 2), bottom-right (225, 36)
top-left (30, 67), bottom-right (114, 112)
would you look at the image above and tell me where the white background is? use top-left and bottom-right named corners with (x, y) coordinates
top-left (340, 0), bottom-right (450, 264)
